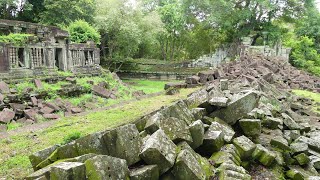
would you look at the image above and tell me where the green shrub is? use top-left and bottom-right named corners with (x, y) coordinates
top-left (68, 20), bottom-right (100, 44)
top-left (63, 131), bottom-right (82, 144)
top-left (0, 33), bottom-right (33, 46)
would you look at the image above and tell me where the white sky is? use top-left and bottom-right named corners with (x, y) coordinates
top-left (316, 0), bottom-right (320, 10)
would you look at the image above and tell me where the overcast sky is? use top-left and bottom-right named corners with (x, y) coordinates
top-left (316, 0), bottom-right (320, 10)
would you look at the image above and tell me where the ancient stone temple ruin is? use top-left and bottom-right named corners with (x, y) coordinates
top-left (0, 19), bottom-right (100, 77)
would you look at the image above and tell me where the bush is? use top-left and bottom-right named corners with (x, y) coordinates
top-left (0, 33), bottom-right (33, 46)
top-left (68, 20), bottom-right (100, 44)
top-left (63, 131), bottom-right (82, 144)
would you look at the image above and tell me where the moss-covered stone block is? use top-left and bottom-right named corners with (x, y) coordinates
top-left (294, 153), bottom-right (310, 166)
top-left (103, 124), bottom-right (142, 166)
top-left (210, 118), bottom-right (235, 143)
top-left (239, 119), bottom-right (261, 137)
top-left (188, 120), bottom-right (204, 149)
top-left (270, 136), bottom-right (291, 152)
top-left (160, 117), bottom-right (193, 144)
top-left (262, 117), bottom-right (283, 129)
top-left (233, 135), bottom-right (256, 160)
top-left (201, 129), bottom-right (224, 155)
top-left (130, 165), bottom-right (159, 180)
top-left (252, 144), bottom-right (276, 166)
top-left (75, 131), bottom-right (107, 156)
top-left (84, 155), bottom-right (130, 180)
top-left (50, 162), bottom-right (86, 180)
top-left (29, 144), bottom-right (60, 170)
top-left (140, 129), bottom-right (177, 175)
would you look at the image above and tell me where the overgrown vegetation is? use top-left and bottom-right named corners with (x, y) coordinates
top-left (68, 20), bottom-right (100, 44)
top-left (0, 33), bottom-right (33, 46)
top-left (292, 89), bottom-right (320, 113)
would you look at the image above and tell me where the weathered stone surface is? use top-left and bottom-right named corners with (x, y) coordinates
top-left (0, 108), bottom-right (15, 124)
top-left (172, 149), bottom-right (206, 180)
top-left (24, 108), bottom-right (39, 120)
top-left (233, 135), bottom-right (256, 160)
top-left (0, 81), bottom-right (10, 94)
top-left (85, 155), bottom-right (130, 180)
top-left (294, 153), bottom-right (310, 165)
top-left (209, 118), bottom-right (235, 143)
top-left (29, 145), bottom-right (60, 170)
top-left (209, 97), bottom-right (229, 107)
top-left (252, 144), bottom-right (276, 166)
top-left (130, 165), bottom-right (159, 180)
top-left (164, 82), bottom-right (187, 90)
top-left (165, 87), bottom-right (180, 95)
top-left (284, 130), bottom-right (301, 143)
top-left (103, 124), bottom-right (142, 165)
top-left (262, 117), bottom-right (283, 129)
top-left (282, 113), bottom-right (302, 130)
top-left (10, 103), bottom-right (27, 115)
top-left (201, 129), bottom-right (224, 155)
top-left (159, 117), bottom-right (192, 144)
top-left (140, 129), bottom-right (177, 174)
top-left (92, 85), bottom-right (111, 98)
top-left (26, 166), bottom-right (51, 180)
top-left (310, 155), bottom-right (320, 170)
top-left (185, 76), bottom-right (200, 85)
top-left (162, 100), bottom-right (195, 125)
top-left (39, 106), bottom-right (55, 115)
top-left (43, 114), bottom-right (60, 119)
top-left (71, 107), bottom-right (83, 114)
top-left (50, 162), bottom-right (86, 180)
top-left (270, 136), bottom-right (291, 151)
top-left (210, 91), bottom-right (260, 125)
top-left (185, 89), bottom-right (208, 109)
top-left (188, 120), bottom-right (204, 149)
top-left (217, 162), bottom-right (251, 180)
top-left (191, 108), bottom-right (207, 120)
top-left (34, 79), bottom-right (43, 89)
top-left (144, 112), bottom-right (163, 134)
top-left (76, 132), bottom-right (107, 156)
top-left (220, 79), bottom-right (229, 91)
top-left (239, 119), bottom-right (261, 136)
top-left (0, 124), bottom-right (7, 132)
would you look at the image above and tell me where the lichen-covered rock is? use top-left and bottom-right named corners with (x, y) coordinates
top-left (210, 151), bottom-right (241, 167)
top-left (252, 144), bottom-right (276, 166)
top-left (290, 142), bottom-right (309, 154)
top-left (217, 162), bottom-right (251, 180)
top-left (208, 118), bottom-right (235, 143)
top-left (75, 131), bottom-right (107, 156)
top-left (185, 89), bottom-right (208, 109)
top-left (284, 130), bottom-right (301, 143)
top-left (29, 145), bottom-right (60, 170)
top-left (188, 120), bottom-right (204, 149)
top-left (282, 113), bottom-right (302, 130)
top-left (140, 129), bottom-right (177, 174)
top-left (144, 112), bottom-right (163, 134)
top-left (286, 165), bottom-right (318, 180)
top-left (26, 166), bottom-right (51, 180)
top-left (159, 117), bottom-right (193, 144)
top-left (163, 100), bottom-right (196, 125)
top-left (191, 108), bottom-right (207, 120)
top-left (270, 136), bottom-right (291, 151)
top-left (294, 153), bottom-right (310, 166)
top-left (239, 119), bottom-right (261, 136)
top-left (209, 97), bottom-right (229, 107)
top-left (310, 156), bottom-right (320, 170)
top-left (103, 124), bottom-right (142, 166)
top-left (172, 149), bottom-right (207, 180)
top-left (50, 162), bottom-right (86, 180)
top-left (130, 165), bottom-right (159, 180)
top-left (84, 155), bottom-right (130, 180)
top-left (201, 129), bottom-right (224, 155)
top-left (210, 91), bottom-right (260, 125)
top-left (233, 135), bottom-right (256, 160)
top-left (262, 117), bottom-right (283, 129)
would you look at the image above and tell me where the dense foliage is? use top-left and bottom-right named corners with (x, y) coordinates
top-left (68, 20), bottom-right (100, 44)
top-left (0, 33), bottom-right (33, 46)
top-left (1, 0), bottom-right (320, 75)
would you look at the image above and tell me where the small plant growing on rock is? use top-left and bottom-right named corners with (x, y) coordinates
top-left (63, 131), bottom-right (82, 144)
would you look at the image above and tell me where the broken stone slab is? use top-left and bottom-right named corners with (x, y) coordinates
top-left (239, 119), bottom-right (261, 137)
top-left (262, 117), bottom-right (283, 129)
top-left (270, 136), bottom-right (291, 152)
top-left (92, 85), bottom-right (111, 98)
top-left (294, 153), bottom-right (310, 166)
top-left (39, 106), bottom-right (55, 115)
top-left (0, 108), bottom-right (15, 124)
top-left (85, 155), bottom-right (130, 180)
top-left (75, 131), bottom-right (107, 156)
top-left (210, 151), bottom-right (241, 167)
top-left (30, 96), bottom-right (38, 106)
top-left (310, 156), bottom-right (320, 170)
top-left (26, 166), bottom-right (51, 180)
top-left (217, 162), bottom-right (251, 180)
top-left (210, 91), bottom-right (260, 125)
top-left (290, 142), bottom-right (309, 154)
top-left (164, 82), bottom-right (187, 90)
top-left (209, 97), bottom-right (229, 107)
top-left (42, 114), bottom-right (60, 120)
top-left (50, 162), bottom-right (86, 180)
top-left (161, 100), bottom-right (195, 125)
top-left (140, 129), bottom-right (177, 175)
top-left (282, 113), bottom-right (302, 130)
top-left (286, 165), bottom-right (318, 180)
top-left (71, 108), bottom-right (83, 114)
top-left (0, 93), bottom-right (4, 102)
top-left (284, 130), bottom-right (301, 143)
top-left (252, 144), bottom-right (276, 167)
top-left (130, 165), bottom-right (159, 180)
top-left (24, 109), bottom-right (38, 121)
top-left (9, 103), bottom-right (27, 115)
top-left (165, 87), bottom-right (180, 95)
top-left (185, 75), bottom-right (200, 85)
top-left (29, 145), bottom-right (60, 170)
top-left (144, 112), bottom-right (163, 134)
top-left (66, 77), bottom-right (77, 84)
top-left (34, 79), bottom-right (43, 89)
top-left (201, 129), bottom-right (224, 155)
top-left (159, 117), bottom-right (193, 144)
top-left (172, 149), bottom-right (207, 180)
top-left (103, 124), bottom-right (142, 166)
top-left (188, 120), bottom-right (204, 149)
top-left (44, 102), bottom-right (60, 111)
top-left (0, 81), bottom-right (10, 94)
top-left (233, 135), bottom-right (256, 160)
top-left (184, 89), bottom-right (208, 109)
top-left (209, 118), bottom-right (235, 143)
top-left (191, 108), bottom-right (207, 120)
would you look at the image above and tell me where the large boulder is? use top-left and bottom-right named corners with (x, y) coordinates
top-left (85, 155), bottom-right (130, 180)
top-left (50, 162), bottom-right (86, 180)
top-left (210, 91), bottom-right (260, 125)
top-left (0, 108), bottom-right (15, 124)
top-left (239, 119), bottom-right (261, 137)
top-left (281, 113), bottom-right (302, 130)
top-left (75, 131), bottom-right (107, 156)
top-left (140, 129), bottom-right (177, 174)
top-left (161, 100), bottom-right (195, 125)
top-left (200, 128), bottom-right (224, 155)
top-left (159, 117), bottom-right (193, 144)
top-left (172, 149), bottom-right (207, 180)
top-left (0, 81), bottom-right (10, 94)
top-left (29, 145), bottom-right (60, 170)
top-left (188, 120), bottom-right (205, 149)
top-left (206, 118), bottom-right (235, 143)
top-left (233, 136), bottom-right (256, 160)
top-left (130, 165), bottom-right (159, 180)
top-left (252, 144), bottom-right (276, 166)
top-left (185, 89), bottom-right (208, 109)
top-left (103, 124), bottom-right (142, 166)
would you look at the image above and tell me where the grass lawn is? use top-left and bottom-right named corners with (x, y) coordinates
top-left (0, 87), bottom-right (199, 179)
top-left (292, 89), bottom-right (320, 113)
top-left (123, 79), bottom-right (178, 94)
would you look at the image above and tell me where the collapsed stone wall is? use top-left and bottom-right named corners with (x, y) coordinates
top-left (27, 70), bottom-right (320, 179)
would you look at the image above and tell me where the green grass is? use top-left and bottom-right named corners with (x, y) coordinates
top-left (0, 88), bottom-right (199, 179)
top-left (7, 123), bottom-right (22, 131)
top-left (123, 79), bottom-right (175, 94)
top-left (292, 89), bottom-right (320, 113)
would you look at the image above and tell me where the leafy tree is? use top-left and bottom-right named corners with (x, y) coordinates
top-left (39, 0), bottom-right (95, 26)
top-left (68, 20), bottom-right (100, 44)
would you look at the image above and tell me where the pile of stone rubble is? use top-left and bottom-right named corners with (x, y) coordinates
top-left (26, 58), bottom-right (320, 179)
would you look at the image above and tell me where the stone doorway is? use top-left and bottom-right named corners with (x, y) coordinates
top-left (55, 48), bottom-right (62, 70)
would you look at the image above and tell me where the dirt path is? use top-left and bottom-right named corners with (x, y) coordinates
top-left (0, 92), bottom-right (163, 139)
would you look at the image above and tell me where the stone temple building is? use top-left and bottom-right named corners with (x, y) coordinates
top-left (0, 19), bottom-right (100, 78)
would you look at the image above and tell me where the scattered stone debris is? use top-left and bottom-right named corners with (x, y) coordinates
top-left (26, 54), bottom-right (320, 179)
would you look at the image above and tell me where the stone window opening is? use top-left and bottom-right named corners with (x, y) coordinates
top-left (55, 48), bottom-right (63, 70)
top-left (17, 48), bottom-right (25, 68)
